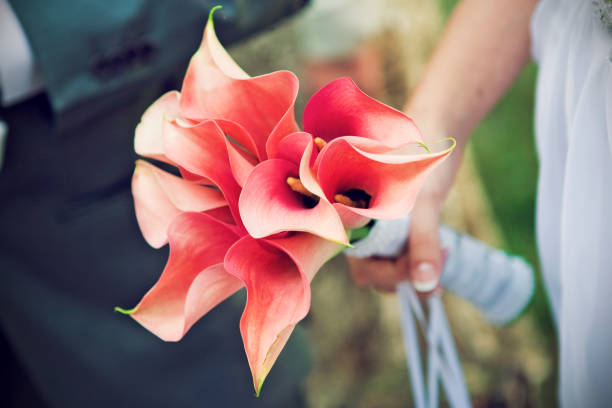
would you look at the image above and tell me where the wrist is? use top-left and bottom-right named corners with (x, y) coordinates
top-left (404, 99), bottom-right (451, 144)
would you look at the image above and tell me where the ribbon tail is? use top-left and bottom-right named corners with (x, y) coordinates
top-left (398, 282), bottom-right (428, 408)
top-left (431, 296), bottom-right (472, 407)
top-left (398, 283), bottom-right (473, 408)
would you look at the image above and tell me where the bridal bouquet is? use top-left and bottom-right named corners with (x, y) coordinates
top-left (117, 7), bottom-right (454, 396)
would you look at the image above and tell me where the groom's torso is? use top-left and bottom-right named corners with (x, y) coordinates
top-left (0, 1), bottom-right (311, 407)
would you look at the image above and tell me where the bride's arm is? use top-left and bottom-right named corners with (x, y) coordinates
top-left (347, 0), bottom-right (539, 292)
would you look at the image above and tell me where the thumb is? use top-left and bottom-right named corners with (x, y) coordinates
top-left (407, 200), bottom-right (443, 293)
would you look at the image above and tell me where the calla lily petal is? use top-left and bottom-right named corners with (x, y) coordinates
top-left (271, 132), bottom-right (315, 166)
top-left (298, 137), bottom-right (327, 199)
top-left (133, 91), bottom-right (216, 185)
top-left (224, 137), bottom-right (257, 187)
top-left (239, 159), bottom-right (348, 244)
top-left (203, 206), bottom-right (237, 227)
top-left (317, 138), bottom-right (455, 219)
top-left (163, 119), bottom-right (243, 228)
top-left (272, 132), bottom-right (325, 199)
top-left (303, 77), bottom-right (423, 147)
top-left (216, 119), bottom-right (260, 161)
top-left (121, 212), bottom-right (242, 341)
top-left (197, 6), bottom-right (250, 80)
top-left (224, 233), bottom-right (341, 395)
top-left (179, 9), bottom-right (299, 160)
top-left (134, 91), bottom-right (181, 162)
top-left (266, 231), bottom-right (344, 282)
top-left (132, 160), bottom-right (227, 248)
top-left (333, 204), bottom-right (371, 229)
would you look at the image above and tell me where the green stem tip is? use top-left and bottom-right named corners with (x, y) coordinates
top-left (114, 306), bottom-right (136, 315)
top-left (208, 5), bottom-right (223, 25)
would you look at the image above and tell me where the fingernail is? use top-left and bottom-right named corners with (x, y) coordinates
top-left (412, 262), bottom-right (438, 292)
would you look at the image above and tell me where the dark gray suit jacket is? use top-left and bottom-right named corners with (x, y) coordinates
top-left (0, 1), bottom-right (311, 407)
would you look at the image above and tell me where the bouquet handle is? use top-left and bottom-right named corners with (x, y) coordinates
top-left (346, 216), bottom-right (535, 325)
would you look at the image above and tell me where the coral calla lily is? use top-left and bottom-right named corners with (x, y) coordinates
top-left (303, 77), bottom-right (423, 147)
top-left (238, 158), bottom-right (348, 244)
top-left (116, 212), bottom-right (243, 342)
top-left (316, 136), bottom-right (456, 220)
top-left (119, 6), bottom-right (455, 397)
top-left (179, 6), bottom-right (299, 160)
top-left (225, 233), bottom-right (342, 395)
top-left (301, 78), bottom-right (454, 221)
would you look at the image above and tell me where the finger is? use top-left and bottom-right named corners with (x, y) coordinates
top-left (346, 256), bottom-right (408, 290)
top-left (407, 200), bottom-right (443, 294)
top-left (346, 256), bottom-right (371, 286)
top-left (365, 258), bottom-right (409, 289)
top-left (415, 248), bottom-right (447, 299)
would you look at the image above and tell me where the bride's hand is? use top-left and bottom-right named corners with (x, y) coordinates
top-left (346, 254), bottom-right (407, 293)
top-left (345, 175), bottom-right (446, 295)
top-left (346, 130), bottom-right (457, 295)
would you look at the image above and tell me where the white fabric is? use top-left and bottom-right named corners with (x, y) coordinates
top-left (0, 0), bottom-right (44, 106)
top-left (531, 0), bottom-right (612, 406)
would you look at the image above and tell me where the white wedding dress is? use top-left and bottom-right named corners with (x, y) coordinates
top-left (531, 0), bottom-right (612, 406)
